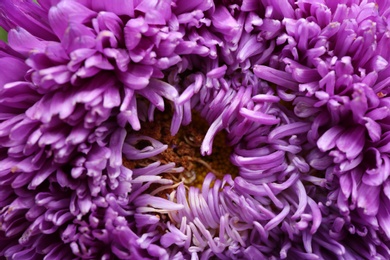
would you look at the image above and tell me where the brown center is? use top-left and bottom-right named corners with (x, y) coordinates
top-left (123, 110), bottom-right (238, 190)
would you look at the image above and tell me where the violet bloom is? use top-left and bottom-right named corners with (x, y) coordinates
top-left (1, 0), bottom-right (390, 259)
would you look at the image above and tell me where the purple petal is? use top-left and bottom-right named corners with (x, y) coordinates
top-left (8, 27), bottom-right (46, 55)
top-left (268, 122), bottom-right (311, 141)
top-left (364, 117), bottom-right (381, 142)
top-left (92, 0), bottom-right (134, 16)
top-left (211, 6), bottom-right (240, 39)
top-left (135, 194), bottom-right (184, 211)
top-left (48, 1), bottom-right (96, 39)
top-left (0, 0), bottom-right (55, 40)
top-left (124, 17), bottom-right (148, 50)
top-left (0, 57), bottom-right (29, 88)
top-left (240, 108), bottom-right (280, 125)
top-left (117, 65), bottom-right (153, 90)
top-left (109, 128), bottom-right (126, 168)
top-left (357, 183), bottom-right (380, 216)
top-left (307, 197), bottom-right (321, 234)
top-left (254, 65), bottom-right (299, 90)
top-left (317, 126), bottom-right (344, 152)
top-left (264, 202), bottom-right (290, 231)
top-left (291, 180), bottom-right (308, 220)
top-left (136, 0), bottom-right (171, 25)
top-left (336, 126), bottom-right (365, 160)
top-left (378, 198), bottom-right (390, 239)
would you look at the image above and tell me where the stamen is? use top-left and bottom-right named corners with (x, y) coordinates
top-left (186, 157), bottom-right (224, 178)
top-left (150, 182), bottom-right (183, 196)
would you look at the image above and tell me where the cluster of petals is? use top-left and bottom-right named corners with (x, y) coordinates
top-left (1, 0), bottom-right (390, 259)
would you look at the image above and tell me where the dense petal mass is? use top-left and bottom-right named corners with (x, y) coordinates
top-left (1, 0), bottom-right (390, 259)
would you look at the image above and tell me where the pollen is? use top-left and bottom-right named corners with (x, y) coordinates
top-left (378, 92), bottom-right (387, 98)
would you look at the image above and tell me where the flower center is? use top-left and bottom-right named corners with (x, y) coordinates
top-left (123, 110), bottom-right (238, 189)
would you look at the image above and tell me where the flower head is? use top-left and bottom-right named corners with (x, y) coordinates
top-left (1, 0), bottom-right (390, 259)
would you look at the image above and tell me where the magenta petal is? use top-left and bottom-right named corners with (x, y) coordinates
top-left (264, 203), bottom-right (290, 231)
top-left (61, 24), bottom-right (96, 53)
top-left (384, 180), bottom-right (390, 201)
top-left (211, 6), bottom-right (240, 38)
top-left (232, 150), bottom-right (285, 166)
top-left (240, 108), bottom-right (280, 125)
top-left (364, 117), bottom-right (381, 142)
top-left (48, 1), bottom-right (96, 39)
top-left (8, 27), bottom-right (46, 55)
top-left (136, 0), bottom-right (171, 25)
top-left (357, 183), bottom-right (380, 216)
top-left (103, 85), bottom-right (121, 108)
top-left (28, 164), bottom-right (56, 189)
top-left (0, 0), bottom-right (55, 40)
top-left (378, 198), bottom-right (390, 239)
top-left (117, 65), bottom-right (153, 90)
top-left (0, 57), bottom-right (29, 87)
top-left (134, 194), bottom-right (184, 211)
top-left (124, 17), bottom-right (148, 50)
top-left (268, 122), bottom-right (311, 141)
top-left (363, 152), bottom-right (390, 186)
top-left (201, 116), bottom-right (223, 156)
top-left (148, 79), bottom-right (179, 101)
top-left (366, 106), bottom-right (389, 121)
top-left (109, 128), bottom-right (126, 168)
top-left (174, 0), bottom-right (212, 14)
top-left (317, 126), bottom-right (344, 152)
top-left (234, 177), bottom-right (267, 197)
top-left (336, 126), bottom-right (365, 160)
top-left (307, 197), bottom-right (321, 234)
top-left (176, 83), bottom-right (195, 106)
top-left (92, 0), bottom-right (134, 16)
top-left (252, 94), bottom-right (280, 103)
top-left (254, 65), bottom-right (299, 90)
top-left (291, 181), bottom-right (308, 220)
top-left (77, 195), bottom-right (92, 215)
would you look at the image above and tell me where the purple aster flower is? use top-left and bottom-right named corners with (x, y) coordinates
top-left (1, 0), bottom-right (390, 259)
